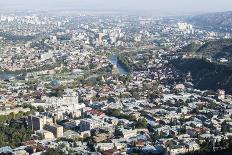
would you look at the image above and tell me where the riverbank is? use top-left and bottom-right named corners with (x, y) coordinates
top-left (108, 54), bottom-right (129, 75)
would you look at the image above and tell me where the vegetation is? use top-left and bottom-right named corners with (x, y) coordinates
top-left (180, 42), bottom-right (202, 53)
top-left (42, 148), bottom-right (64, 155)
top-left (49, 86), bottom-right (65, 97)
top-left (21, 103), bottom-right (44, 113)
top-left (183, 138), bottom-right (232, 155)
top-left (0, 116), bottom-right (32, 148)
top-left (0, 31), bottom-right (36, 42)
top-left (0, 111), bottom-right (31, 123)
top-left (105, 109), bottom-right (132, 120)
top-left (117, 54), bottom-right (133, 72)
top-left (0, 60), bottom-right (64, 75)
top-left (170, 58), bottom-right (232, 94)
top-left (135, 118), bottom-right (148, 129)
top-left (0, 102), bottom-right (44, 148)
top-left (105, 109), bottom-right (148, 128)
top-left (117, 52), bottom-right (151, 72)
top-left (180, 39), bottom-right (232, 63)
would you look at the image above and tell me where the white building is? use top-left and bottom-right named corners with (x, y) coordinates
top-left (79, 118), bottom-right (103, 132)
top-left (177, 22), bottom-right (194, 34)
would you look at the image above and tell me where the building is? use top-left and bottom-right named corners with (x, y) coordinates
top-left (164, 142), bottom-right (200, 155)
top-left (119, 129), bottom-right (137, 139)
top-left (28, 115), bottom-right (47, 131)
top-left (177, 22), bottom-right (194, 34)
top-left (44, 95), bottom-right (85, 110)
top-left (35, 130), bottom-right (54, 140)
top-left (79, 118), bottom-right (103, 132)
top-left (165, 146), bottom-right (187, 155)
top-left (98, 33), bottom-right (105, 45)
top-left (44, 124), bottom-right (63, 138)
top-left (0, 107), bottom-right (30, 116)
top-left (218, 89), bottom-right (225, 100)
top-left (175, 84), bottom-right (185, 91)
top-left (40, 51), bottom-right (53, 61)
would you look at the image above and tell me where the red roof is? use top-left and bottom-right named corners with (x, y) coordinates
top-left (21, 140), bottom-right (36, 146)
top-left (103, 149), bottom-right (116, 155)
top-left (87, 109), bottom-right (105, 116)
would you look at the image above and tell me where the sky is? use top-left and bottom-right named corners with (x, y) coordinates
top-left (0, 0), bottom-right (232, 15)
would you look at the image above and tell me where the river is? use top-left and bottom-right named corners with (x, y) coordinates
top-left (108, 54), bottom-right (129, 76)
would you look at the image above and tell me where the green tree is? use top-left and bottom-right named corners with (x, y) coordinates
top-left (135, 118), bottom-right (148, 129)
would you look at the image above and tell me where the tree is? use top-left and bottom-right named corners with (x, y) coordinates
top-left (42, 148), bottom-right (63, 155)
top-left (128, 114), bottom-right (137, 122)
top-left (209, 101), bottom-right (217, 109)
top-left (135, 118), bottom-right (148, 129)
top-left (111, 109), bottom-right (121, 117)
top-left (37, 106), bottom-right (45, 113)
top-left (130, 90), bottom-right (140, 99)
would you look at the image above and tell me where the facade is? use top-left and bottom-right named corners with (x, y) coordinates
top-left (218, 89), bottom-right (225, 100)
top-left (120, 129), bottom-right (137, 139)
top-left (28, 115), bottom-right (47, 131)
top-left (36, 130), bottom-right (54, 140)
top-left (43, 95), bottom-right (85, 110)
top-left (44, 124), bottom-right (63, 138)
top-left (79, 118), bottom-right (103, 132)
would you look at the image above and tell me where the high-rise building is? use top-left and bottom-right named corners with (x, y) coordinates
top-left (28, 115), bottom-right (47, 131)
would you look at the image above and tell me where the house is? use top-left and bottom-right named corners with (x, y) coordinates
top-left (79, 118), bottom-right (103, 132)
top-left (0, 146), bottom-right (13, 154)
top-left (35, 130), bottom-right (55, 140)
top-left (165, 145), bottom-right (188, 155)
top-left (95, 143), bottom-right (114, 151)
top-left (119, 129), bottom-right (137, 139)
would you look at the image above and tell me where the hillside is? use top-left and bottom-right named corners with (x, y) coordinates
top-left (180, 39), bottom-right (232, 63)
top-left (188, 11), bottom-right (232, 32)
top-left (171, 58), bottom-right (232, 94)
top-left (180, 42), bottom-right (202, 53)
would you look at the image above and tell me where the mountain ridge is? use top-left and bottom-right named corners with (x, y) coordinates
top-left (188, 11), bottom-right (232, 32)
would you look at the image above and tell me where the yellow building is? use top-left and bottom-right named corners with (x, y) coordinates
top-left (36, 130), bottom-right (54, 140)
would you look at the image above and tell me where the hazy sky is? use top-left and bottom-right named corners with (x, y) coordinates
top-left (0, 0), bottom-right (232, 14)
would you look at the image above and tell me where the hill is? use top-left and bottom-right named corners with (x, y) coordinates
top-left (180, 39), bottom-right (232, 63)
top-left (188, 11), bottom-right (232, 32)
top-left (170, 58), bottom-right (232, 94)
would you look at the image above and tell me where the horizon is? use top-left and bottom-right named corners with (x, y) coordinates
top-left (0, 0), bottom-right (232, 16)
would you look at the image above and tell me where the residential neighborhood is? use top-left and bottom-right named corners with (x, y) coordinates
top-left (0, 7), bottom-right (232, 155)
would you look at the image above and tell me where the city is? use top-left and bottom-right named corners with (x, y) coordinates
top-left (0, 0), bottom-right (232, 155)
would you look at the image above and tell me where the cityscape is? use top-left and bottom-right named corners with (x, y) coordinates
top-left (1, 0), bottom-right (232, 155)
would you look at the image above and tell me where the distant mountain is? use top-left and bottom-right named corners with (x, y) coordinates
top-left (180, 39), bottom-right (232, 63)
top-left (188, 11), bottom-right (232, 32)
